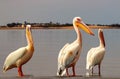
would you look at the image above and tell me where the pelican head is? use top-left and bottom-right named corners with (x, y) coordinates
top-left (26, 25), bottom-right (34, 46)
top-left (73, 17), bottom-right (94, 36)
top-left (57, 66), bottom-right (66, 76)
top-left (26, 25), bottom-right (31, 32)
top-left (26, 25), bottom-right (31, 29)
top-left (98, 29), bottom-right (103, 36)
top-left (98, 29), bottom-right (105, 47)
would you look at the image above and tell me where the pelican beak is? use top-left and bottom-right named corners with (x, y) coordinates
top-left (77, 21), bottom-right (94, 36)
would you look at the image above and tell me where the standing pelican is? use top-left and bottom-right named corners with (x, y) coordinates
top-left (3, 25), bottom-right (34, 77)
top-left (57, 17), bottom-right (94, 76)
top-left (86, 29), bottom-right (105, 76)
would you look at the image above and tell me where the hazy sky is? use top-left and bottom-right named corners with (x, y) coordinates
top-left (0, 0), bottom-right (120, 25)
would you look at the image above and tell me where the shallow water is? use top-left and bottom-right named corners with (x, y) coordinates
top-left (0, 29), bottom-right (120, 79)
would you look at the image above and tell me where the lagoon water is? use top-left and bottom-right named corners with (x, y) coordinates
top-left (0, 28), bottom-right (120, 79)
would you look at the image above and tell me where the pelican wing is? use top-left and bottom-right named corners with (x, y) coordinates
top-left (58, 43), bottom-right (69, 62)
top-left (63, 43), bottom-right (80, 67)
top-left (3, 47), bottom-right (27, 71)
top-left (86, 47), bottom-right (105, 69)
top-left (57, 43), bottom-right (69, 76)
top-left (57, 42), bottom-right (80, 76)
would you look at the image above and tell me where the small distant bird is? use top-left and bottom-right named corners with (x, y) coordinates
top-left (57, 17), bottom-right (94, 76)
top-left (3, 25), bottom-right (34, 77)
top-left (86, 29), bottom-right (105, 76)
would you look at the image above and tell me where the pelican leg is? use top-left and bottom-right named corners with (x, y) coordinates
top-left (98, 64), bottom-right (101, 76)
top-left (66, 68), bottom-right (69, 76)
top-left (92, 67), bottom-right (94, 75)
top-left (18, 66), bottom-right (24, 77)
top-left (72, 65), bottom-right (76, 76)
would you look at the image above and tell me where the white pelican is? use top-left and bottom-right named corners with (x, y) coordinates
top-left (57, 17), bottom-right (94, 76)
top-left (3, 25), bottom-right (34, 77)
top-left (86, 29), bottom-right (105, 76)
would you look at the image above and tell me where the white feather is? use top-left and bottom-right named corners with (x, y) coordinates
top-left (3, 47), bottom-right (27, 72)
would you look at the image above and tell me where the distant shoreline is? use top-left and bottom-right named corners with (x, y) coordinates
top-left (0, 26), bottom-right (120, 30)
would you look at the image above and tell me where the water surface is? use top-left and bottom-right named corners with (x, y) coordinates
top-left (0, 29), bottom-right (120, 79)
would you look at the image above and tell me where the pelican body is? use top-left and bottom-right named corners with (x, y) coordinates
top-left (86, 29), bottom-right (105, 76)
top-left (3, 25), bottom-right (34, 77)
top-left (57, 17), bottom-right (94, 76)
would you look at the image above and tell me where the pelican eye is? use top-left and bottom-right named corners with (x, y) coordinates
top-left (77, 18), bottom-right (81, 22)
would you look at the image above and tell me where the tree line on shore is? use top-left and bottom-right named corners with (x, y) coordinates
top-left (6, 21), bottom-right (72, 27)
top-left (1, 21), bottom-right (120, 28)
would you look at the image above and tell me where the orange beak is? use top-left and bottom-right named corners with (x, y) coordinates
top-left (76, 21), bottom-right (94, 36)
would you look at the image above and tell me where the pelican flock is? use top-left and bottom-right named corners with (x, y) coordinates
top-left (57, 17), bottom-right (94, 76)
top-left (86, 29), bottom-right (105, 76)
top-left (3, 25), bottom-right (34, 77)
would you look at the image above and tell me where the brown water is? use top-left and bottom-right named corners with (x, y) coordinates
top-left (0, 29), bottom-right (120, 79)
